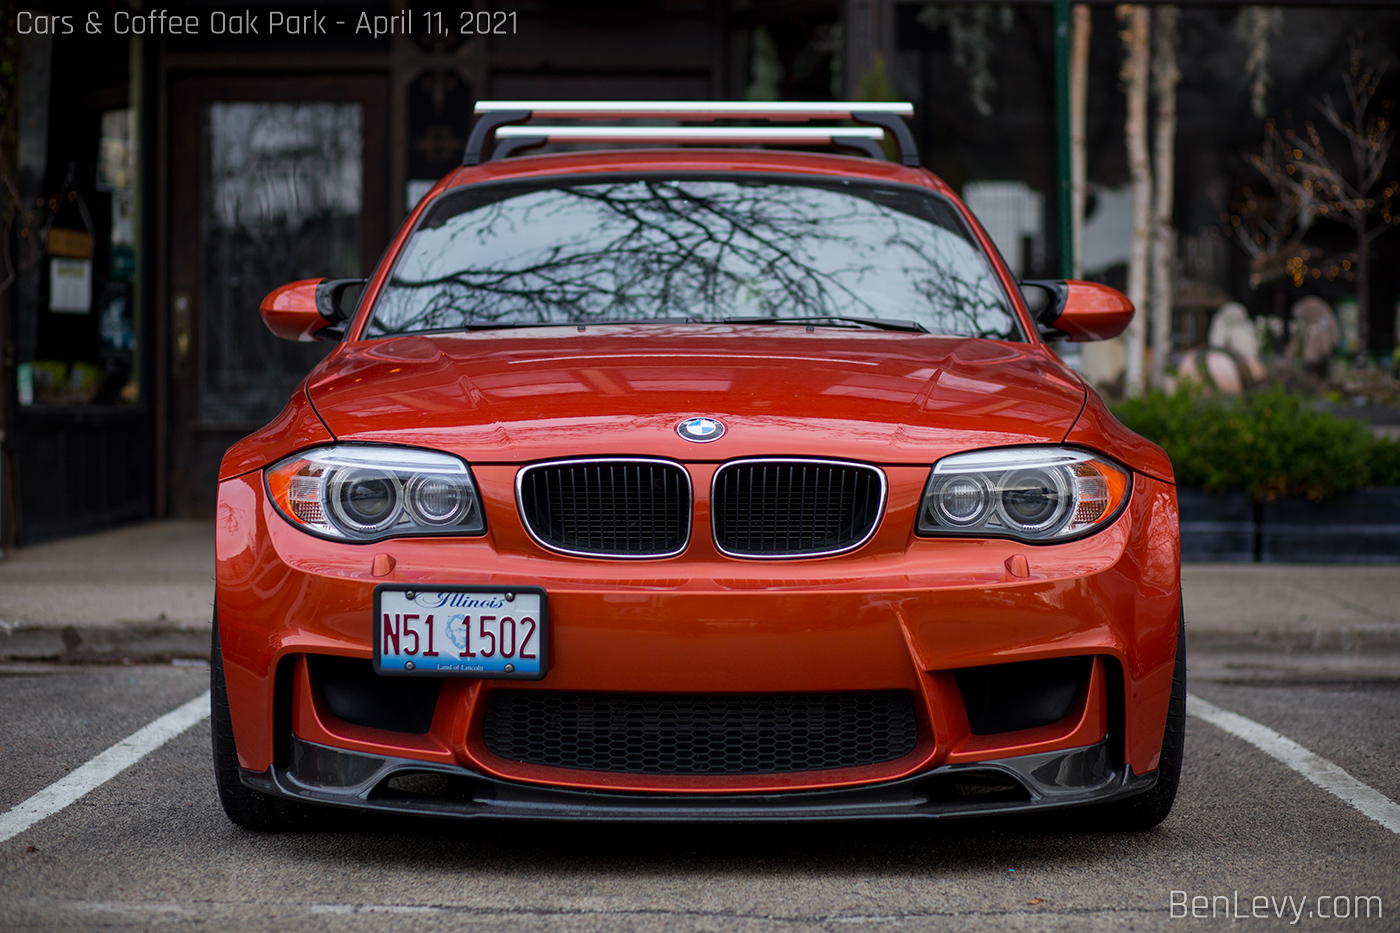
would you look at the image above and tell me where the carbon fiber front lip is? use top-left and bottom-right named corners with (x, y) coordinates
top-left (242, 736), bottom-right (1156, 823)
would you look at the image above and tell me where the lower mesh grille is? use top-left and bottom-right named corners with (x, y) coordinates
top-left (482, 691), bottom-right (919, 774)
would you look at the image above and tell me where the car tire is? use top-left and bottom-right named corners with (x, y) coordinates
top-left (211, 612), bottom-right (317, 831)
top-left (1086, 606), bottom-right (1186, 832)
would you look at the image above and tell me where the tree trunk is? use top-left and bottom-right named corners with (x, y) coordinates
top-left (1069, 2), bottom-right (1122, 393)
top-left (842, 0), bottom-right (879, 99)
top-left (1149, 6), bottom-right (1179, 389)
top-left (1120, 4), bottom-right (1152, 396)
top-left (1356, 223), bottom-right (1370, 363)
top-left (1069, 4), bottom-right (1091, 278)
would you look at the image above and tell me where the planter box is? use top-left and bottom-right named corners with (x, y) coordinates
top-left (1177, 488), bottom-right (1256, 562)
top-left (1260, 488), bottom-right (1400, 564)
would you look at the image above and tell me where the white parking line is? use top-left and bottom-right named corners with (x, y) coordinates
top-left (0, 691), bottom-right (211, 844)
top-left (1187, 693), bottom-right (1400, 835)
top-left (5, 690), bottom-right (1394, 843)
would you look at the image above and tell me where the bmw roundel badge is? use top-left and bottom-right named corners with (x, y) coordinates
top-left (677, 417), bottom-right (725, 443)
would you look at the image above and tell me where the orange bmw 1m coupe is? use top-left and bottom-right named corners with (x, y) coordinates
top-left (213, 102), bottom-right (1183, 830)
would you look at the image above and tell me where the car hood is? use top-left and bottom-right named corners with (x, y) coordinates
top-left (305, 324), bottom-right (1087, 464)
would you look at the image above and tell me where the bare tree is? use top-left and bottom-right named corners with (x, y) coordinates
top-left (1232, 122), bottom-right (1310, 289)
top-left (1069, 4), bottom-right (1091, 278)
top-left (0, 0), bottom-right (36, 299)
top-left (1235, 6), bottom-right (1282, 120)
top-left (1227, 121), bottom-right (1350, 302)
top-left (1149, 6), bottom-right (1179, 390)
top-left (1119, 4), bottom-right (1152, 395)
top-left (1277, 44), bottom-right (1399, 361)
top-left (917, 4), bottom-right (1015, 118)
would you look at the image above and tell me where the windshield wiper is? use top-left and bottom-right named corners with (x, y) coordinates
top-left (439, 317), bottom-right (695, 332)
top-left (721, 315), bottom-right (927, 333)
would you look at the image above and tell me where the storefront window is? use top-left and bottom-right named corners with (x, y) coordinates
top-left (19, 105), bottom-right (140, 407)
top-left (199, 101), bottom-right (361, 425)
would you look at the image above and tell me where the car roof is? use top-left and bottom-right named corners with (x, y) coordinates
top-left (435, 148), bottom-right (954, 198)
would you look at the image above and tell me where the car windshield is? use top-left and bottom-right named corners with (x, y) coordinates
top-left (364, 176), bottom-right (1023, 340)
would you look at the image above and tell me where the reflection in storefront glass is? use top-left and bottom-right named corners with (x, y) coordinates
top-left (200, 101), bottom-right (361, 425)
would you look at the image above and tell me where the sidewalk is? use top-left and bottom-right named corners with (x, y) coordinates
top-left (0, 521), bottom-right (214, 662)
top-left (1182, 563), bottom-right (1400, 681)
top-left (1, 520), bottom-right (1397, 679)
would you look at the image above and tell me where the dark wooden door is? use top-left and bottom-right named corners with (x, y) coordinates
top-left (166, 74), bottom-right (387, 516)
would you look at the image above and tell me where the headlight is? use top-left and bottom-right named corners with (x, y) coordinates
top-left (916, 447), bottom-right (1130, 543)
top-left (266, 445), bottom-right (485, 541)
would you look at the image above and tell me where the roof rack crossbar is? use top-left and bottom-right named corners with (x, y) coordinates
top-left (489, 126), bottom-right (890, 162)
top-left (462, 101), bottom-right (919, 166)
top-left (473, 100), bottom-right (914, 118)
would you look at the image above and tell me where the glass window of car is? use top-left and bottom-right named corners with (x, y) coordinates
top-left (365, 176), bottom-right (1023, 340)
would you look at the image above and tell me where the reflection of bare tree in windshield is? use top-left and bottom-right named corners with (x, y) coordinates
top-left (367, 180), bottom-right (1019, 339)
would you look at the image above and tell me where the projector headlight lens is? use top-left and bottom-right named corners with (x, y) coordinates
top-left (267, 445), bottom-right (484, 541)
top-left (917, 447), bottom-right (1129, 542)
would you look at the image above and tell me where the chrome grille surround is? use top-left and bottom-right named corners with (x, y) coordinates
top-left (516, 458), bottom-right (692, 559)
top-left (710, 458), bottom-right (887, 559)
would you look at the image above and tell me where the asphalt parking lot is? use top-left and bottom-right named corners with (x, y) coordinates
top-left (1, 661), bottom-right (1396, 932)
top-left (2, 532), bottom-right (1397, 930)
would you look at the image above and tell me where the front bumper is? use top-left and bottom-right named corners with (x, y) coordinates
top-left (217, 465), bottom-right (1180, 796)
top-left (245, 735), bottom-right (1156, 822)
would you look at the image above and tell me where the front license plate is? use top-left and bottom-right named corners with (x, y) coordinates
top-left (373, 585), bottom-right (547, 679)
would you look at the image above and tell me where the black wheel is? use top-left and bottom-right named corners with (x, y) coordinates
top-left (211, 612), bottom-right (316, 831)
top-left (1086, 606), bottom-right (1186, 831)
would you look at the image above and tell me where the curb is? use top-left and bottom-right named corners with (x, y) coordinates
top-left (1186, 627), bottom-right (1400, 684)
top-left (1186, 626), bottom-right (1400, 655)
top-left (4, 621), bottom-right (1399, 667)
top-left (0, 624), bottom-right (212, 663)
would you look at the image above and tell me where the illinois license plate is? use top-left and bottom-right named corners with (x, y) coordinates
top-left (373, 585), bottom-right (547, 679)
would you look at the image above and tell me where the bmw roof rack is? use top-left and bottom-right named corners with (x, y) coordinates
top-left (462, 101), bottom-right (919, 168)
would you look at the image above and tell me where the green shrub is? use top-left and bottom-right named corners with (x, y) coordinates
top-left (1369, 434), bottom-right (1400, 488)
top-left (1112, 385), bottom-right (1399, 502)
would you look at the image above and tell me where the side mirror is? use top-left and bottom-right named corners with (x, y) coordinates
top-left (259, 277), bottom-right (366, 342)
top-left (1019, 280), bottom-right (1134, 342)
